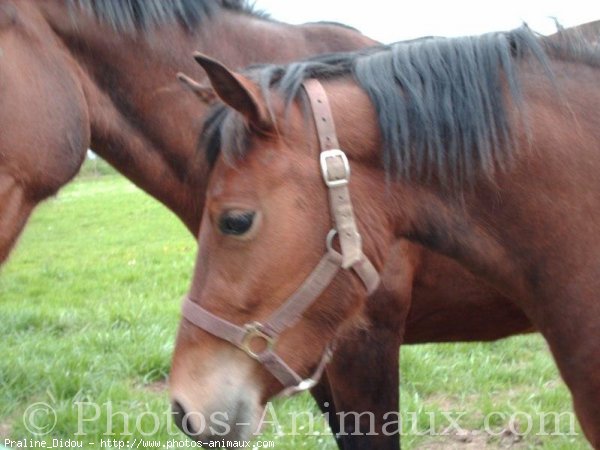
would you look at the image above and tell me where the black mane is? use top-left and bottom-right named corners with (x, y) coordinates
top-left (203, 26), bottom-right (599, 188)
top-left (69, 0), bottom-right (264, 31)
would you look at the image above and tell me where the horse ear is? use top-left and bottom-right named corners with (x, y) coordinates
top-left (177, 72), bottom-right (217, 105)
top-left (193, 53), bottom-right (272, 130)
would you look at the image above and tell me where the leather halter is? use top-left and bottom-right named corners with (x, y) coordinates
top-left (180, 78), bottom-right (380, 396)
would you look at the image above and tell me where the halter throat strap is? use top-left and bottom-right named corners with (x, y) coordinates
top-left (180, 79), bottom-right (380, 396)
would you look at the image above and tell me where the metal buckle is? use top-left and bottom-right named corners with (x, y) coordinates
top-left (241, 322), bottom-right (275, 359)
top-left (320, 149), bottom-right (350, 187)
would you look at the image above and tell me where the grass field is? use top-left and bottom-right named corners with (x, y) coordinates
top-left (0, 166), bottom-right (591, 449)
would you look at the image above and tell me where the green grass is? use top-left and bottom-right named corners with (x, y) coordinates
top-left (0, 173), bottom-right (591, 449)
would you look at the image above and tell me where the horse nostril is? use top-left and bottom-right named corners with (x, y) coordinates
top-left (172, 400), bottom-right (197, 437)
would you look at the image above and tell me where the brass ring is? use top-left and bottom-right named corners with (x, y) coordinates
top-left (241, 322), bottom-right (275, 359)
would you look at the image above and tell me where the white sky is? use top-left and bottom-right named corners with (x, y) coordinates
top-left (253, 0), bottom-right (600, 44)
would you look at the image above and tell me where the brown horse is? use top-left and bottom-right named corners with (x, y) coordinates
top-left (0, 0), bottom-right (374, 265)
top-left (171, 23), bottom-right (596, 449)
top-left (170, 25), bottom-right (600, 448)
top-left (173, 21), bottom-right (600, 450)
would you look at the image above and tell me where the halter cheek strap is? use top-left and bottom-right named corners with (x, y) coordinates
top-left (180, 78), bottom-right (380, 396)
top-left (304, 78), bottom-right (380, 291)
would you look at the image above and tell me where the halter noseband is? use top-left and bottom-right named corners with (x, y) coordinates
top-left (181, 78), bottom-right (380, 396)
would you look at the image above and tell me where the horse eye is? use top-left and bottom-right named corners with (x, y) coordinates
top-left (218, 211), bottom-right (256, 236)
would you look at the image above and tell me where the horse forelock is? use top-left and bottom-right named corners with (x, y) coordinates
top-left (201, 104), bottom-right (250, 169)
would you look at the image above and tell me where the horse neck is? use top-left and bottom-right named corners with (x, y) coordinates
top-left (40, 3), bottom-right (376, 234)
top-left (324, 79), bottom-right (531, 299)
top-left (332, 60), bottom-right (600, 303)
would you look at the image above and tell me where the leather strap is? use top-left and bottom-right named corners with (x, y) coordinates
top-left (263, 250), bottom-right (342, 335)
top-left (303, 79), bottom-right (363, 268)
top-left (302, 78), bottom-right (340, 151)
top-left (182, 299), bottom-right (247, 348)
top-left (302, 80), bottom-right (380, 292)
top-left (351, 253), bottom-right (381, 295)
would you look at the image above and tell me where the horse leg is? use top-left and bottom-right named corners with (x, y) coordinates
top-left (532, 297), bottom-right (600, 448)
top-left (311, 373), bottom-right (346, 450)
top-left (321, 243), bottom-right (413, 450)
top-left (0, 174), bottom-right (34, 264)
top-left (325, 328), bottom-right (403, 450)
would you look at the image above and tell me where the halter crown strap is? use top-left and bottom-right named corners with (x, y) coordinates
top-left (180, 78), bottom-right (380, 396)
